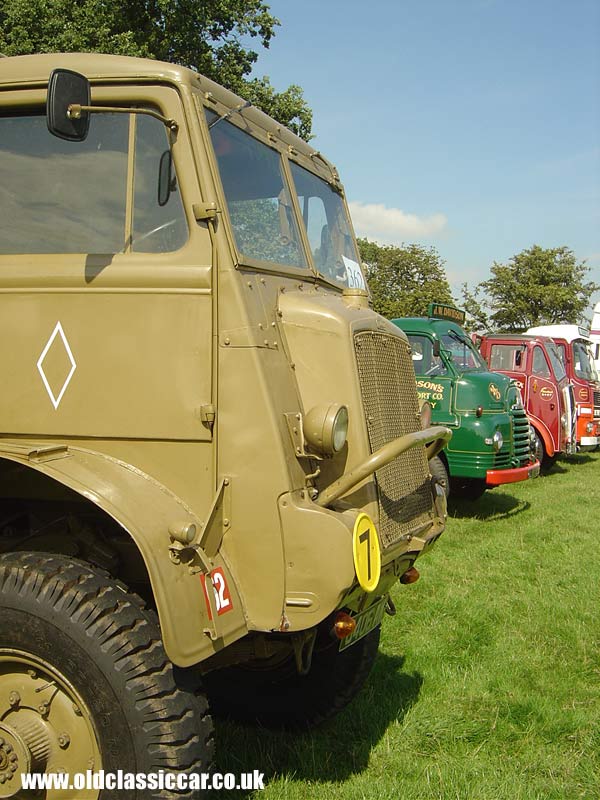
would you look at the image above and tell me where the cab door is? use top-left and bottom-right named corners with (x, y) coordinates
top-left (527, 345), bottom-right (560, 454)
top-left (407, 333), bottom-right (457, 426)
top-left (0, 84), bottom-right (215, 513)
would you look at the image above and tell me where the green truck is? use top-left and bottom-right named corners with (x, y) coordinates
top-left (393, 304), bottom-right (539, 498)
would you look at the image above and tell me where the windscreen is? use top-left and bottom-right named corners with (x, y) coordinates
top-left (547, 342), bottom-right (567, 381)
top-left (440, 330), bottom-right (487, 372)
top-left (289, 161), bottom-right (365, 288)
top-left (206, 112), bottom-right (306, 269)
top-left (573, 340), bottom-right (598, 381)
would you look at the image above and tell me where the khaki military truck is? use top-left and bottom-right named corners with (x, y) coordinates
top-left (0, 53), bottom-right (450, 796)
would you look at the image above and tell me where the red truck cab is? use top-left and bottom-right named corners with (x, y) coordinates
top-left (527, 325), bottom-right (600, 450)
top-left (478, 333), bottom-right (577, 464)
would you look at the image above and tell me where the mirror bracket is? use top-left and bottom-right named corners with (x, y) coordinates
top-left (68, 104), bottom-right (178, 133)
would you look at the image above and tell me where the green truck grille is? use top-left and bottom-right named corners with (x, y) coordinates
top-left (354, 330), bottom-right (433, 550)
top-left (510, 405), bottom-right (532, 465)
top-left (490, 405), bottom-right (531, 469)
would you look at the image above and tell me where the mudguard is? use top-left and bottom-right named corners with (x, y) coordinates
top-left (0, 441), bottom-right (247, 667)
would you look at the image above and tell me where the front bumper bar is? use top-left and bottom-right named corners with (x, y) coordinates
top-left (316, 425), bottom-right (452, 508)
top-left (485, 460), bottom-right (540, 487)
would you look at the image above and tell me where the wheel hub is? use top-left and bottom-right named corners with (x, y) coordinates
top-left (0, 650), bottom-right (101, 799)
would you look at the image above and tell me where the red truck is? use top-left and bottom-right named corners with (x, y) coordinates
top-left (478, 333), bottom-right (577, 465)
top-left (527, 325), bottom-right (600, 450)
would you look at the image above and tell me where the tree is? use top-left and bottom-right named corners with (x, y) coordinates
top-left (0, 0), bottom-right (312, 138)
top-left (358, 239), bottom-right (454, 319)
top-left (475, 245), bottom-right (597, 331)
top-left (460, 282), bottom-right (491, 334)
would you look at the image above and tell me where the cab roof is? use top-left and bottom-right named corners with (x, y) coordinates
top-left (0, 52), bottom-right (324, 167)
top-left (527, 324), bottom-right (590, 344)
top-left (482, 333), bottom-right (557, 345)
top-left (392, 317), bottom-right (466, 336)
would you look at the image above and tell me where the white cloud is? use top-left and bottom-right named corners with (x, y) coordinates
top-left (348, 201), bottom-right (448, 244)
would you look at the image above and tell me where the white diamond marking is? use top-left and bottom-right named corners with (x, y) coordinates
top-left (37, 322), bottom-right (77, 410)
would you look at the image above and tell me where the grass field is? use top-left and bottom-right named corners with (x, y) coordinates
top-left (215, 451), bottom-right (600, 799)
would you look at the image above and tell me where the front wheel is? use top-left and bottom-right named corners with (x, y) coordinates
top-left (205, 625), bottom-right (380, 730)
top-left (532, 428), bottom-right (545, 464)
top-left (0, 553), bottom-right (213, 799)
top-left (451, 477), bottom-right (487, 501)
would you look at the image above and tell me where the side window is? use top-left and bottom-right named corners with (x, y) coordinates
top-left (0, 113), bottom-right (129, 254)
top-left (132, 114), bottom-right (187, 253)
top-left (408, 334), bottom-right (447, 376)
top-left (532, 346), bottom-right (551, 378)
top-left (489, 344), bottom-right (526, 372)
top-left (0, 111), bottom-right (187, 255)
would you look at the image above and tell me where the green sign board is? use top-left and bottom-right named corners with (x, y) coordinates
top-left (427, 303), bottom-right (466, 325)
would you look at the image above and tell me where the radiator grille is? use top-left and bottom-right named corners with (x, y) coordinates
top-left (594, 390), bottom-right (600, 419)
top-left (354, 331), bottom-right (433, 549)
top-left (510, 405), bottom-right (532, 465)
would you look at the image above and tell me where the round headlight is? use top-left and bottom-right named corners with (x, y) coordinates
top-left (304, 403), bottom-right (349, 456)
top-left (492, 430), bottom-right (503, 451)
top-left (586, 421), bottom-right (594, 434)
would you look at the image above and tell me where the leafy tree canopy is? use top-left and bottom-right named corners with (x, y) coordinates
top-left (0, 0), bottom-right (312, 139)
top-left (466, 245), bottom-right (598, 332)
top-left (358, 239), bottom-right (454, 319)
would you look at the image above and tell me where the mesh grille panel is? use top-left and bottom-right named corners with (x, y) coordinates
top-left (354, 331), bottom-right (433, 549)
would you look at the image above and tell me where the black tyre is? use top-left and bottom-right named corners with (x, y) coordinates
top-left (462, 478), bottom-right (487, 501)
top-left (205, 625), bottom-right (380, 730)
top-left (0, 552), bottom-right (213, 799)
top-left (429, 455), bottom-right (450, 498)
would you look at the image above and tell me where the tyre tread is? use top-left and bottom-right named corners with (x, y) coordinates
top-left (0, 552), bottom-right (213, 798)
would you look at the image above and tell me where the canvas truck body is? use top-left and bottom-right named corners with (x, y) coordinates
top-left (0, 53), bottom-right (450, 786)
top-left (479, 333), bottom-right (576, 463)
top-left (527, 325), bottom-right (600, 450)
top-left (393, 305), bottom-right (538, 498)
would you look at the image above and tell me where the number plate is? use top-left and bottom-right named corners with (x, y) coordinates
top-left (339, 598), bottom-right (386, 651)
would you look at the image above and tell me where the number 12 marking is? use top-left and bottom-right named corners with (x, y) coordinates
top-left (200, 567), bottom-right (233, 619)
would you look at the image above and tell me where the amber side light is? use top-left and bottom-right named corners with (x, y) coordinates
top-left (332, 611), bottom-right (357, 639)
top-left (400, 567), bottom-right (420, 585)
top-left (475, 406), bottom-right (483, 417)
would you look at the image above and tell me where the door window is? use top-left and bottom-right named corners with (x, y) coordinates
top-left (532, 346), bottom-right (551, 378)
top-left (0, 111), bottom-right (186, 255)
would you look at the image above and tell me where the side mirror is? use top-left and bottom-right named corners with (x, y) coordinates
top-left (432, 339), bottom-right (441, 358)
top-left (47, 69), bottom-right (91, 141)
top-left (158, 150), bottom-right (173, 207)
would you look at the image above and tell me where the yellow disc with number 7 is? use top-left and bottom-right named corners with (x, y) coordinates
top-left (352, 513), bottom-right (381, 592)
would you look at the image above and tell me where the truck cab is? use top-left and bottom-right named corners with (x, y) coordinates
top-left (393, 305), bottom-right (538, 499)
top-left (0, 53), bottom-right (451, 789)
top-left (527, 325), bottom-right (600, 450)
top-left (590, 301), bottom-right (600, 376)
top-left (479, 333), bottom-right (577, 464)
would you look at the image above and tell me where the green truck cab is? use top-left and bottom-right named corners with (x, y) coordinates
top-left (393, 305), bottom-right (539, 498)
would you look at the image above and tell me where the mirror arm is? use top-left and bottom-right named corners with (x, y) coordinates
top-left (68, 104), bottom-right (179, 132)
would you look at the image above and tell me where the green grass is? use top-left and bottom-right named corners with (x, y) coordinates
top-left (214, 451), bottom-right (600, 799)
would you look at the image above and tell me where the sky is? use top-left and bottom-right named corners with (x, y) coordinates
top-left (249, 0), bottom-right (600, 307)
